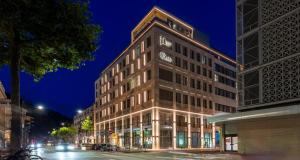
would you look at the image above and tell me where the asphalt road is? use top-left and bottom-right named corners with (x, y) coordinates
top-left (35, 149), bottom-right (242, 160)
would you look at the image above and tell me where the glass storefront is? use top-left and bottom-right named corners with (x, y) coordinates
top-left (143, 128), bottom-right (152, 148)
top-left (191, 132), bottom-right (201, 148)
top-left (176, 131), bottom-right (187, 148)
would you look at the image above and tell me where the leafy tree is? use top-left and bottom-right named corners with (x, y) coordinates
top-left (81, 116), bottom-right (93, 132)
top-left (81, 116), bottom-right (93, 143)
top-left (0, 0), bottom-right (101, 152)
top-left (51, 127), bottom-right (77, 143)
top-left (57, 127), bottom-right (77, 143)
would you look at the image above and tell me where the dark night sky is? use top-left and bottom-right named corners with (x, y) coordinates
top-left (0, 0), bottom-right (236, 118)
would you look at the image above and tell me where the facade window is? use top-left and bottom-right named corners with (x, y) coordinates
top-left (190, 96), bottom-right (195, 106)
top-left (159, 68), bottom-right (173, 82)
top-left (190, 50), bottom-right (195, 60)
top-left (175, 42), bottom-right (181, 53)
top-left (183, 95), bottom-right (188, 104)
top-left (203, 99), bottom-right (207, 108)
top-left (146, 51), bottom-right (151, 62)
top-left (159, 89), bottom-right (173, 102)
top-left (202, 68), bottom-right (207, 77)
top-left (182, 46), bottom-right (187, 57)
top-left (203, 82), bottom-right (207, 92)
top-left (183, 76), bottom-right (187, 86)
top-left (215, 87), bottom-right (236, 100)
top-left (147, 36), bottom-right (151, 48)
top-left (175, 73), bottom-right (181, 84)
top-left (175, 57), bottom-right (181, 67)
top-left (201, 55), bottom-right (207, 64)
top-left (190, 79), bottom-right (195, 88)
top-left (183, 60), bottom-right (188, 70)
top-left (190, 63), bottom-right (195, 72)
top-left (147, 90), bottom-right (151, 101)
top-left (196, 65), bottom-right (201, 74)
top-left (196, 80), bottom-right (201, 90)
top-left (208, 70), bottom-right (212, 79)
top-left (176, 92), bottom-right (181, 103)
top-left (209, 84), bottom-right (212, 93)
top-left (214, 63), bottom-right (236, 78)
top-left (196, 53), bottom-right (201, 62)
top-left (208, 58), bottom-right (212, 67)
top-left (209, 101), bottom-right (213, 109)
top-left (147, 69), bottom-right (151, 81)
top-left (135, 45), bottom-right (141, 58)
top-left (196, 98), bottom-right (201, 107)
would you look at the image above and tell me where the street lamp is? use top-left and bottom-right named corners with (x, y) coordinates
top-left (77, 109), bottom-right (83, 114)
top-left (37, 105), bottom-right (44, 110)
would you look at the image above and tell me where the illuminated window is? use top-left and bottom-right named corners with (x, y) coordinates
top-left (138, 93), bottom-right (141, 105)
top-left (137, 58), bottom-right (140, 69)
top-left (141, 41), bottom-right (145, 53)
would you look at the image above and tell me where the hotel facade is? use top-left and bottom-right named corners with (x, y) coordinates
top-left (94, 7), bottom-right (237, 150)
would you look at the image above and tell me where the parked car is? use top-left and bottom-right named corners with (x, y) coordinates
top-left (111, 145), bottom-right (120, 151)
top-left (99, 144), bottom-right (113, 151)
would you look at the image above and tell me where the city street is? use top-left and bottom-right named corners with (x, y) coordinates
top-left (36, 150), bottom-right (242, 160)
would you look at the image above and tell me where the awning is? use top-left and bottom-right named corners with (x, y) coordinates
top-left (208, 104), bottom-right (300, 123)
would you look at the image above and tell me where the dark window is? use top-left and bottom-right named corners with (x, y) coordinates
top-left (190, 50), bottom-right (195, 60)
top-left (147, 70), bottom-right (151, 80)
top-left (159, 68), bottom-right (173, 82)
top-left (190, 79), bottom-right (195, 88)
top-left (209, 101), bottom-right (213, 109)
top-left (196, 80), bottom-right (201, 90)
top-left (208, 70), bottom-right (212, 79)
top-left (190, 63), bottom-right (195, 72)
top-left (176, 93), bottom-right (181, 103)
top-left (203, 68), bottom-right (207, 77)
top-left (203, 99), bottom-right (207, 108)
top-left (214, 63), bottom-right (236, 78)
top-left (159, 89), bottom-right (173, 101)
top-left (196, 98), bottom-right (201, 107)
top-left (175, 57), bottom-right (181, 67)
top-left (183, 95), bottom-right (188, 104)
top-left (215, 87), bottom-right (236, 100)
top-left (209, 84), bottom-right (212, 93)
top-left (196, 65), bottom-right (201, 74)
top-left (183, 76), bottom-right (187, 86)
top-left (208, 58), bottom-right (212, 67)
top-left (196, 53), bottom-right (201, 62)
top-left (183, 60), bottom-right (188, 70)
top-left (146, 36), bottom-right (151, 48)
top-left (190, 96), bottom-right (195, 106)
top-left (175, 43), bottom-right (181, 53)
top-left (176, 74), bottom-right (181, 84)
top-left (146, 51), bottom-right (151, 62)
top-left (183, 46), bottom-right (187, 57)
top-left (203, 82), bottom-right (207, 92)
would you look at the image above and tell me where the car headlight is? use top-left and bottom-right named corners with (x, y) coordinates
top-left (37, 143), bottom-right (42, 148)
top-left (30, 144), bottom-right (35, 148)
top-left (67, 145), bottom-right (75, 150)
top-left (56, 145), bottom-right (64, 150)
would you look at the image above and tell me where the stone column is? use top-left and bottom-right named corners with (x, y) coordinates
top-left (140, 112), bottom-right (143, 147)
top-left (103, 122), bottom-right (106, 143)
top-left (187, 113), bottom-right (191, 149)
top-left (130, 115), bottom-right (133, 148)
top-left (121, 117), bottom-right (124, 147)
top-left (173, 111), bottom-right (177, 149)
top-left (155, 108), bottom-right (160, 149)
top-left (152, 108), bottom-right (156, 149)
top-left (200, 115), bottom-right (204, 148)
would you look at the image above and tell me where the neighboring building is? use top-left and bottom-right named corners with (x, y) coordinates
top-left (94, 7), bottom-right (237, 150)
top-left (0, 81), bottom-right (11, 150)
top-left (73, 105), bottom-right (94, 144)
top-left (209, 0), bottom-right (300, 157)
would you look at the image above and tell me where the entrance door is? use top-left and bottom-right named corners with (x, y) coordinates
top-left (225, 136), bottom-right (238, 151)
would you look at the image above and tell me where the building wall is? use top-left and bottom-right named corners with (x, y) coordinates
top-left (94, 7), bottom-right (238, 149)
top-left (0, 82), bottom-right (10, 150)
top-left (237, 114), bottom-right (300, 158)
top-left (236, 0), bottom-right (300, 110)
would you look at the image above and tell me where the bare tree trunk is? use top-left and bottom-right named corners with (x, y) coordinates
top-left (9, 35), bottom-right (22, 153)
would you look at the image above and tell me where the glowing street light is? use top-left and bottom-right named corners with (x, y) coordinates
top-left (77, 109), bottom-right (83, 114)
top-left (37, 105), bottom-right (44, 110)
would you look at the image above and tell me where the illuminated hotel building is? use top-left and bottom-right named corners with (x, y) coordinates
top-left (94, 7), bottom-right (237, 150)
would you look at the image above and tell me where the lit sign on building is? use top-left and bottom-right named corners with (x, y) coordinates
top-left (159, 35), bottom-right (172, 48)
top-left (159, 51), bottom-right (173, 63)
